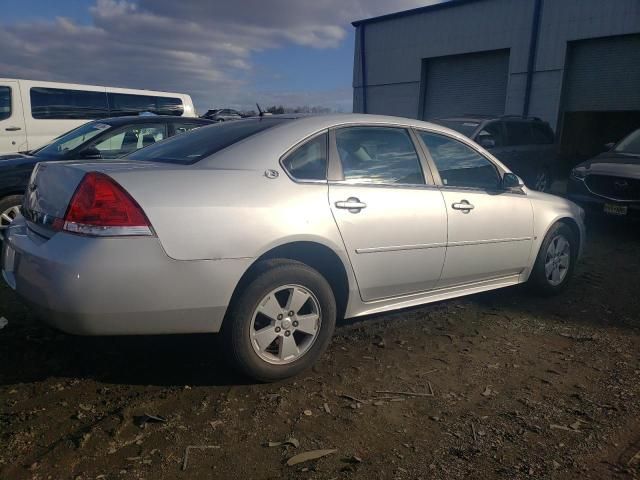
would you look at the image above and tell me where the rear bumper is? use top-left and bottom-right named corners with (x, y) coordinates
top-left (1, 219), bottom-right (251, 335)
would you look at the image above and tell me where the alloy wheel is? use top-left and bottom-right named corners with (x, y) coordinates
top-left (545, 234), bottom-right (570, 286)
top-left (0, 205), bottom-right (21, 230)
top-left (250, 284), bottom-right (322, 365)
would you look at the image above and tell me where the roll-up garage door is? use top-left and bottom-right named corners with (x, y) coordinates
top-left (563, 34), bottom-right (640, 112)
top-left (421, 49), bottom-right (510, 120)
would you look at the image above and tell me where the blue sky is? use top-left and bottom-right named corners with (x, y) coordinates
top-left (1, 0), bottom-right (432, 112)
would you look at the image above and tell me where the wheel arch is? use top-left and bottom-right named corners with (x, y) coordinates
top-left (226, 240), bottom-right (353, 323)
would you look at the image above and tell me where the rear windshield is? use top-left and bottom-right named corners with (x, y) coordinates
top-left (126, 118), bottom-right (288, 164)
top-left (433, 120), bottom-right (479, 137)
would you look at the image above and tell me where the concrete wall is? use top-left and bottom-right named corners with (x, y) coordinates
top-left (353, 0), bottom-right (640, 129)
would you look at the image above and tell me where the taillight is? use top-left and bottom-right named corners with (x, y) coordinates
top-left (62, 172), bottom-right (154, 236)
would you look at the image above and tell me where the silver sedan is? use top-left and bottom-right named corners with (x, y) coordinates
top-left (2, 114), bottom-right (585, 381)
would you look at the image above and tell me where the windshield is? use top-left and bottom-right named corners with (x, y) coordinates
top-left (126, 118), bottom-right (288, 164)
top-left (432, 120), bottom-right (480, 138)
top-left (614, 128), bottom-right (640, 155)
top-left (34, 121), bottom-right (112, 159)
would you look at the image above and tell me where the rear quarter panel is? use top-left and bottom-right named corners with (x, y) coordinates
top-left (109, 168), bottom-right (349, 263)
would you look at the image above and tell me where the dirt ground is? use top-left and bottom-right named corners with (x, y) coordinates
top-left (1, 217), bottom-right (639, 480)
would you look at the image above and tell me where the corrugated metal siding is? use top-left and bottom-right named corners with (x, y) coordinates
top-left (563, 34), bottom-right (640, 112)
top-left (421, 49), bottom-right (510, 120)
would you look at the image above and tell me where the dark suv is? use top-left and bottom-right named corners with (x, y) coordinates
top-left (433, 115), bottom-right (557, 192)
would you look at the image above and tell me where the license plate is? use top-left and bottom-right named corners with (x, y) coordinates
top-left (604, 203), bottom-right (628, 216)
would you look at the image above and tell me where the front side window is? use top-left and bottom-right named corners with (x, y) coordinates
top-left (419, 131), bottom-right (501, 190)
top-left (335, 127), bottom-right (424, 185)
top-left (282, 133), bottom-right (327, 181)
top-left (93, 124), bottom-right (166, 158)
top-left (30, 87), bottom-right (109, 119)
top-left (505, 121), bottom-right (533, 146)
top-left (0, 86), bottom-right (11, 121)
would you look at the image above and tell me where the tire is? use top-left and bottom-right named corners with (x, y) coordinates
top-left (0, 194), bottom-right (23, 230)
top-left (528, 223), bottom-right (578, 295)
top-left (222, 259), bottom-right (336, 382)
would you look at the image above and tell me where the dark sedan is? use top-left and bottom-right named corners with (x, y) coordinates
top-left (0, 115), bottom-right (211, 228)
top-left (567, 128), bottom-right (640, 219)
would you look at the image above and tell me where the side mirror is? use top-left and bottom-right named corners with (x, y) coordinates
top-left (502, 172), bottom-right (524, 190)
top-left (604, 142), bottom-right (615, 151)
top-left (78, 147), bottom-right (102, 160)
top-left (478, 136), bottom-right (496, 149)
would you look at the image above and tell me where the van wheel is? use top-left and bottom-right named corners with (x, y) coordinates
top-left (223, 259), bottom-right (336, 382)
top-left (528, 223), bottom-right (577, 295)
top-left (0, 195), bottom-right (23, 230)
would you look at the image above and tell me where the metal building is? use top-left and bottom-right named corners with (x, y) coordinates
top-left (352, 0), bottom-right (640, 161)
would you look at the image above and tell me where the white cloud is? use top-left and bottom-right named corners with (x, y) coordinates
top-left (1, 0), bottom-right (436, 112)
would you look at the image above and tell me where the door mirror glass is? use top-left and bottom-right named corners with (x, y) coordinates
top-left (502, 172), bottom-right (524, 189)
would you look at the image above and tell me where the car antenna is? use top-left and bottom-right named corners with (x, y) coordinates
top-left (256, 103), bottom-right (265, 117)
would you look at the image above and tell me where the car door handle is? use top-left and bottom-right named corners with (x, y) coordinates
top-left (452, 200), bottom-right (474, 212)
top-left (5, 126), bottom-right (22, 132)
top-left (335, 197), bottom-right (367, 212)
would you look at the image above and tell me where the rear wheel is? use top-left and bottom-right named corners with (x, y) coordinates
top-left (528, 223), bottom-right (577, 295)
top-left (223, 259), bottom-right (336, 382)
top-left (0, 195), bottom-right (23, 230)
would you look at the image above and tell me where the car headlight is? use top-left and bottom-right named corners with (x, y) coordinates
top-left (570, 167), bottom-right (587, 180)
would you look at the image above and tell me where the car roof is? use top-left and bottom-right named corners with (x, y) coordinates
top-left (97, 116), bottom-right (212, 126)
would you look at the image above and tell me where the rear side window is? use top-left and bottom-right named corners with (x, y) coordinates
top-left (531, 123), bottom-right (554, 144)
top-left (30, 87), bottom-right (109, 119)
top-left (505, 121), bottom-right (533, 146)
top-left (126, 118), bottom-right (287, 164)
top-left (335, 127), bottom-right (425, 185)
top-left (0, 86), bottom-right (11, 121)
top-left (107, 93), bottom-right (184, 117)
top-left (282, 133), bottom-right (327, 181)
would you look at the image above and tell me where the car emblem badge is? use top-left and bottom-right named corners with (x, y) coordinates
top-left (614, 180), bottom-right (629, 190)
top-left (265, 169), bottom-right (279, 179)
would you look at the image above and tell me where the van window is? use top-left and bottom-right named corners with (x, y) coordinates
top-left (0, 87), bottom-right (11, 121)
top-left (108, 93), bottom-right (184, 116)
top-left (30, 87), bottom-right (109, 119)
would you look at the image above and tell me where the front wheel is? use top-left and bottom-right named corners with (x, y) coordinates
top-left (223, 259), bottom-right (336, 382)
top-left (528, 223), bottom-right (578, 295)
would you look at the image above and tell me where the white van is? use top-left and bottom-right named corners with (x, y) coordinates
top-left (0, 79), bottom-right (196, 154)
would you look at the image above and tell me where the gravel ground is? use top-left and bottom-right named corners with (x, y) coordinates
top-left (0, 217), bottom-right (639, 480)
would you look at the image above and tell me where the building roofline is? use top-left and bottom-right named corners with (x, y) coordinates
top-left (352, 0), bottom-right (482, 27)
